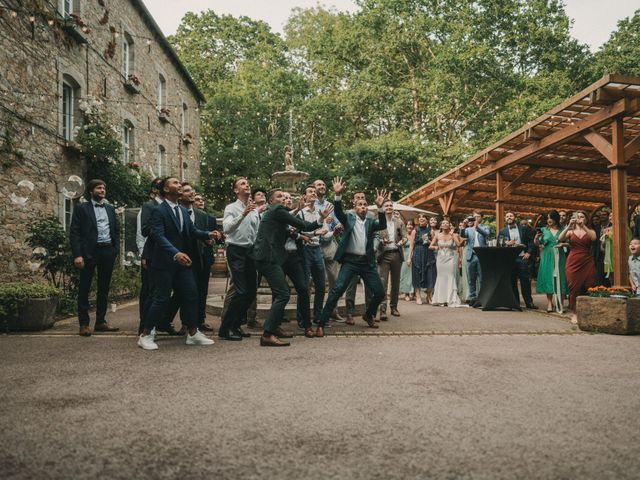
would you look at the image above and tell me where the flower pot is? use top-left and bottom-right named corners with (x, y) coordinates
top-left (576, 296), bottom-right (640, 335)
top-left (3, 297), bottom-right (59, 332)
top-left (123, 80), bottom-right (140, 95)
top-left (211, 256), bottom-right (228, 278)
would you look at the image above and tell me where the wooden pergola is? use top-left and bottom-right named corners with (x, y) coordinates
top-left (401, 75), bottom-right (640, 286)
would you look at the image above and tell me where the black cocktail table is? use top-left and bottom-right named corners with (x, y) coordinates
top-left (472, 246), bottom-right (523, 311)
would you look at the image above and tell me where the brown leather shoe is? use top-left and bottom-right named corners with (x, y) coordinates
top-left (362, 314), bottom-right (379, 329)
top-left (304, 328), bottom-right (315, 338)
top-left (378, 314), bottom-right (386, 321)
top-left (274, 327), bottom-right (293, 339)
top-left (79, 326), bottom-right (92, 337)
top-left (391, 308), bottom-right (400, 317)
top-left (199, 322), bottom-right (214, 332)
top-left (94, 322), bottom-right (119, 332)
top-left (345, 315), bottom-right (355, 325)
top-left (260, 334), bottom-right (290, 347)
top-left (315, 326), bottom-right (324, 338)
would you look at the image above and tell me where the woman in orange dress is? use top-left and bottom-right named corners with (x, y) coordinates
top-left (558, 210), bottom-right (597, 324)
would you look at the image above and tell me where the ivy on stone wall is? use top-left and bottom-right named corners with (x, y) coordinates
top-left (0, 123), bottom-right (25, 169)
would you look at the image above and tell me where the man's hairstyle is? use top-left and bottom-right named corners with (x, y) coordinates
top-left (631, 237), bottom-right (640, 242)
top-left (505, 210), bottom-right (515, 216)
top-left (182, 181), bottom-right (192, 188)
top-left (303, 184), bottom-right (316, 194)
top-left (232, 177), bottom-right (247, 191)
top-left (267, 188), bottom-right (281, 202)
top-left (252, 187), bottom-right (268, 198)
top-left (87, 179), bottom-right (106, 193)
top-left (383, 199), bottom-right (393, 206)
top-left (472, 210), bottom-right (482, 217)
top-left (149, 177), bottom-right (162, 193)
top-left (157, 176), bottom-right (177, 198)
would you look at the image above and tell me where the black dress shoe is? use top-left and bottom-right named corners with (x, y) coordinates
top-left (234, 327), bottom-right (251, 338)
top-left (199, 322), bottom-right (215, 332)
top-left (526, 304), bottom-right (539, 310)
top-left (218, 330), bottom-right (242, 341)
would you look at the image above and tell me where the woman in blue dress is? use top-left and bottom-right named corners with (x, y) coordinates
top-left (408, 215), bottom-right (437, 304)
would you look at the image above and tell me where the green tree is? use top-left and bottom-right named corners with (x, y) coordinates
top-left (595, 9), bottom-right (640, 76)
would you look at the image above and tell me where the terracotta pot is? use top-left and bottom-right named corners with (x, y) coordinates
top-left (576, 296), bottom-right (640, 335)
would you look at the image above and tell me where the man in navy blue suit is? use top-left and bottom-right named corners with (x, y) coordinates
top-left (70, 179), bottom-right (120, 337)
top-left (138, 177), bottom-right (218, 351)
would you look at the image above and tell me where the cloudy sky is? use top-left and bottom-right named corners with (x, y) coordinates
top-left (143, 0), bottom-right (638, 52)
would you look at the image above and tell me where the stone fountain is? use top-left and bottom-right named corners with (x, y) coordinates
top-left (270, 145), bottom-right (308, 194)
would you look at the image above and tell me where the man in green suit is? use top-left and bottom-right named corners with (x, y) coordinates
top-left (251, 189), bottom-right (332, 347)
top-left (315, 178), bottom-right (388, 338)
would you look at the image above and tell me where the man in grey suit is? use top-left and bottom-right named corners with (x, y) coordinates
top-left (375, 201), bottom-right (408, 320)
top-left (460, 211), bottom-right (491, 305)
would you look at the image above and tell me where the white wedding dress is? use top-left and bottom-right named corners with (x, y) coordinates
top-left (431, 238), bottom-right (466, 307)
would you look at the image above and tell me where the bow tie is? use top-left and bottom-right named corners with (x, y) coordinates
top-left (94, 203), bottom-right (105, 208)
top-left (632, 256), bottom-right (640, 262)
top-left (188, 210), bottom-right (193, 214)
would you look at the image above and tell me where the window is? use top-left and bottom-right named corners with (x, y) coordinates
top-left (60, 195), bottom-right (74, 231)
top-left (122, 33), bottom-right (134, 78)
top-left (122, 121), bottom-right (134, 163)
top-left (62, 74), bottom-right (80, 141)
top-left (181, 103), bottom-right (188, 134)
top-left (60, 0), bottom-right (79, 19)
top-left (157, 145), bottom-right (167, 176)
top-left (158, 74), bottom-right (166, 108)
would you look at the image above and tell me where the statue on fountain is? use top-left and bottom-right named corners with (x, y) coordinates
top-left (284, 145), bottom-right (295, 171)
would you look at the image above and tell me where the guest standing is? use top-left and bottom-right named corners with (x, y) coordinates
top-left (499, 211), bottom-right (537, 309)
top-left (558, 211), bottom-right (597, 324)
top-left (535, 210), bottom-right (569, 313)
top-left (460, 212), bottom-right (490, 305)
top-left (70, 179), bottom-right (120, 337)
top-left (400, 222), bottom-right (415, 301)
top-left (408, 214), bottom-right (430, 304)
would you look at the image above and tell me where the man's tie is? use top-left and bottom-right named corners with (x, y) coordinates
top-left (174, 206), bottom-right (182, 231)
top-left (95, 204), bottom-right (105, 208)
top-left (188, 209), bottom-right (194, 222)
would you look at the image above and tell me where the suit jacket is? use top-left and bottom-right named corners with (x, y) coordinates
top-left (375, 216), bottom-right (408, 261)
top-left (634, 219), bottom-right (640, 238)
top-left (69, 201), bottom-right (120, 260)
top-left (149, 201), bottom-right (210, 272)
top-left (333, 200), bottom-right (386, 268)
top-left (251, 204), bottom-right (322, 265)
top-left (192, 208), bottom-right (217, 269)
top-left (498, 225), bottom-right (535, 257)
top-left (461, 224), bottom-right (490, 261)
top-left (140, 199), bottom-right (160, 262)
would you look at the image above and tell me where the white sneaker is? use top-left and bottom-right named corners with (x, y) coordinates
top-left (186, 329), bottom-right (215, 346)
top-left (138, 334), bottom-right (158, 351)
top-left (150, 327), bottom-right (156, 341)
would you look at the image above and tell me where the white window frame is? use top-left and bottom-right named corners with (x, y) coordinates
top-left (122, 124), bottom-right (131, 163)
top-left (157, 145), bottom-right (167, 176)
top-left (122, 39), bottom-right (130, 78)
top-left (158, 74), bottom-right (166, 108)
top-left (60, 194), bottom-right (74, 231)
top-left (181, 103), bottom-right (188, 135)
top-left (62, 81), bottom-right (74, 141)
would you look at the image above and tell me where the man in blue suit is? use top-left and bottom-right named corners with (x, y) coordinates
top-left (70, 179), bottom-right (120, 337)
top-left (314, 178), bottom-right (388, 337)
top-left (137, 177), bottom-right (218, 351)
top-left (461, 211), bottom-right (491, 305)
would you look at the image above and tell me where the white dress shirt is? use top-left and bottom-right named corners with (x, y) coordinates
top-left (223, 198), bottom-right (259, 247)
top-left (164, 199), bottom-right (183, 232)
top-left (346, 216), bottom-right (367, 255)
top-left (92, 200), bottom-right (111, 243)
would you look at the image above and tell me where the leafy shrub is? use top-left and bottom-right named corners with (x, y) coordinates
top-left (0, 282), bottom-right (60, 318)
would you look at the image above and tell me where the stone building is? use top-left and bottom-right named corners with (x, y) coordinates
top-left (0, 0), bottom-right (204, 281)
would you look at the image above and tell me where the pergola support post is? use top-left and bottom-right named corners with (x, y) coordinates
top-left (495, 172), bottom-right (505, 232)
top-left (610, 118), bottom-right (630, 287)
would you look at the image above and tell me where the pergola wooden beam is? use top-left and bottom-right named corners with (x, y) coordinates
top-left (503, 165), bottom-right (541, 197)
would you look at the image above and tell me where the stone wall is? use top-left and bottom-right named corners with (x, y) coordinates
top-left (0, 0), bottom-right (202, 281)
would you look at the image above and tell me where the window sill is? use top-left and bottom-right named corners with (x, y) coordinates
top-left (62, 21), bottom-right (88, 44)
top-left (123, 80), bottom-right (141, 95)
top-left (61, 140), bottom-right (82, 154)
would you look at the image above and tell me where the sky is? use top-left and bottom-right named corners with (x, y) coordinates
top-left (143, 0), bottom-right (639, 52)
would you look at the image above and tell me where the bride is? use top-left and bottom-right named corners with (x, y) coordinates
top-left (429, 219), bottom-right (466, 307)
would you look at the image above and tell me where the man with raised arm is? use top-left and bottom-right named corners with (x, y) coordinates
top-left (314, 178), bottom-right (387, 338)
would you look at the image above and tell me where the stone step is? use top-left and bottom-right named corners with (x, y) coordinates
top-left (206, 291), bottom-right (367, 321)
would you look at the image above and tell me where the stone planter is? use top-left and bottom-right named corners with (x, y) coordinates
top-left (62, 21), bottom-right (88, 44)
top-left (576, 296), bottom-right (640, 335)
top-left (123, 80), bottom-right (141, 95)
top-left (3, 297), bottom-right (59, 332)
top-left (158, 112), bottom-right (170, 124)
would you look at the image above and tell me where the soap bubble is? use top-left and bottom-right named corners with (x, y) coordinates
top-left (10, 180), bottom-right (35, 206)
top-left (61, 175), bottom-right (84, 199)
top-left (29, 247), bottom-right (48, 271)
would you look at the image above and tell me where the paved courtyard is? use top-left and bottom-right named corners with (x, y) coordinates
top-left (1, 280), bottom-right (639, 479)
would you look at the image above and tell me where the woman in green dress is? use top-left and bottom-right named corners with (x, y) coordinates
top-left (535, 210), bottom-right (569, 313)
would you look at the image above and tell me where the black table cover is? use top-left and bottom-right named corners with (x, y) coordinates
top-left (472, 246), bottom-right (523, 311)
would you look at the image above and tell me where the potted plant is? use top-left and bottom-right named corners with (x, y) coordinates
top-left (0, 283), bottom-right (60, 332)
top-left (576, 286), bottom-right (640, 334)
top-left (62, 13), bottom-right (90, 44)
top-left (124, 74), bottom-right (141, 94)
top-left (158, 107), bottom-right (171, 123)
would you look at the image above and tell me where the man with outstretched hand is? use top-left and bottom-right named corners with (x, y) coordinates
top-left (314, 178), bottom-right (388, 338)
